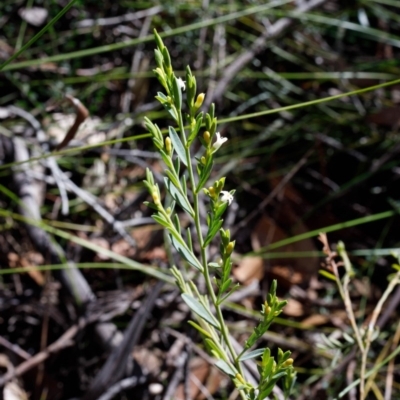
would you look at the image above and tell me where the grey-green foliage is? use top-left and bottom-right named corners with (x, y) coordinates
top-left (143, 29), bottom-right (295, 399)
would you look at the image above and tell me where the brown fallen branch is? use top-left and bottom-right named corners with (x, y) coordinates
top-left (55, 94), bottom-right (89, 151)
top-left (0, 318), bottom-right (86, 387)
top-left (0, 133), bottom-right (126, 368)
top-left (0, 289), bottom-right (137, 388)
top-left (96, 375), bottom-right (148, 400)
top-left (82, 281), bottom-right (164, 400)
top-left (7, 105), bottom-right (70, 215)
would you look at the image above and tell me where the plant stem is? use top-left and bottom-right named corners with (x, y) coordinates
top-left (360, 270), bottom-right (400, 399)
top-left (176, 107), bottom-right (247, 389)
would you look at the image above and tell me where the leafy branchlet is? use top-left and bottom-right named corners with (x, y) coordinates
top-left (144, 29), bottom-right (295, 399)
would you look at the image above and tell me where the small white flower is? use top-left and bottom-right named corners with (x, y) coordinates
top-left (220, 191), bottom-right (233, 205)
top-left (177, 77), bottom-right (186, 91)
top-left (211, 132), bottom-right (228, 152)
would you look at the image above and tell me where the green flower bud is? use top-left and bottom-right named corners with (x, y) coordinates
top-left (235, 373), bottom-right (246, 385)
top-left (152, 191), bottom-right (160, 205)
top-left (203, 131), bottom-right (210, 145)
top-left (282, 358), bottom-right (294, 367)
top-left (165, 137), bottom-right (172, 154)
top-left (194, 93), bottom-right (205, 110)
top-left (225, 241), bottom-right (235, 256)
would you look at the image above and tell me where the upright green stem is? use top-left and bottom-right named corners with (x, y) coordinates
top-left (175, 107), bottom-right (246, 383)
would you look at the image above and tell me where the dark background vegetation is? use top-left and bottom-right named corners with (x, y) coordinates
top-left (1, 0), bottom-right (400, 399)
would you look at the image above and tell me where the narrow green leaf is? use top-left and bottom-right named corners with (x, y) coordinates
top-left (162, 47), bottom-right (172, 71)
top-left (187, 112), bottom-right (203, 144)
top-left (154, 48), bottom-right (163, 69)
top-left (239, 348), bottom-right (266, 361)
top-left (172, 76), bottom-right (182, 109)
top-left (169, 235), bottom-right (203, 270)
top-left (219, 278), bottom-right (232, 295)
top-left (261, 356), bottom-right (274, 380)
top-left (188, 320), bottom-right (212, 338)
top-left (174, 156), bottom-right (180, 175)
top-left (181, 174), bottom-right (187, 195)
top-left (205, 113), bottom-right (212, 131)
top-left (204, 338), bottom-right (224, 359)
top-left (165, 178), bottom-right (194, 216)
top-left (258, 386), bottom-right (274, 400)
top-left (215, 360), bottom-right (236, 377)
top-left (218, 284), bottom-right (240, 305)
top-left (173, 214), bottom-right (181, 234)
top-left (185, 65), bottom-right (196, 108)
top-left (152, 214), bottom-right (170, 229)
top-left (161, 102), bottom-right (178, 121)
top-left (165, 170), bottom-right (181, 191)
top-left (204, 219), bottom-right (224, 247)
top-left (143, 202), bottom-right (159, 212)
top-left (169, 126), bottom-right (187, 166)
top-left (182, 294), bottom-right (219, 328)
top-left (245, 330), bottom-right (259, 350)
top-left (187, 227), bottom-right (193, 252)
top-left (196, 158), bottom-right (214, 193)
top-left (156, 91), bottom-right (168, 101)
top-left (271, 371), bottom-right (287, 381)
top-left (214, 201), bottom-right (229, 220)
top-left (160, 150), bottom-right (174, 171)
top-left (153, 29), bottom-right (165, 52)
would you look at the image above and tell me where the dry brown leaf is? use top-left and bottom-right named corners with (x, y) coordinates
top-left (111, 239), bottom-right (136, 258)
top-left (269, 265), bottom-right (304, 287)
top-left (251, 211), bottom-right (318, 287)
top-left (174, 357), bottom-right (227, 400)
top-left (233, 255), bottom-right (263, 284)
top-left (133, 347), bottom-right (163, 375)
top-left (141, 246), bottom-right (167, 263)
top-left (8, 251), bottom-right (45, 286)
top-left (46, 113), bottom-right (103, 146)
top-left (330, 310), bottom-right (350, 328)
top-left (130, 225), bottom-right (157, 251)
top-left (282, 298), bottom-right (304, 317)
top-left (90, 237), bottom-right (111, 261)
top-left (301, 314), bottom-right (330, 327)
top-left (352, 278), bottom-right (371, 297)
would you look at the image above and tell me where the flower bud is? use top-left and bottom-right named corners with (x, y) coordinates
top-left (226, 241), bottom-right (235, 256)
top-left (235, 373), bottom-right (246, 385)
top-left (165, 137), bottom-right (172, 154)
top-left (203, 131), bottom-right (210, 145)
top-left (194, 93), bottom-right (205, 109)
top-left (200, 156), bottom-right (206, 165)
top-left (282, 358), bottom-right (294, 367)
top-left (154, 67), bottom-right (164, 77)
top-left (152, 191), bottom-right (160, 205)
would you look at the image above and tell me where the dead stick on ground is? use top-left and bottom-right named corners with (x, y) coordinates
top-left (0, 319), bottom-right (88, 387)
top-left (55, 95), bottom-right (89, 151)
